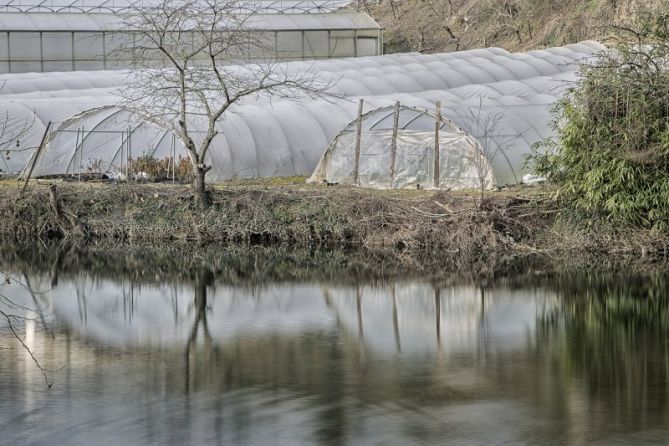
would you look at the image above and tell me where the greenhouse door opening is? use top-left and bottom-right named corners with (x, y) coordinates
top-left (308, 102), bottom-right (496, 190)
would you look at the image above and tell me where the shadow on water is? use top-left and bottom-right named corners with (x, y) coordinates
top-left (1, 241), bottom-right (669, 445)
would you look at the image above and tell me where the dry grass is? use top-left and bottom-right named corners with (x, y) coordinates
top-left (0, 179), bottom-right (667, 271)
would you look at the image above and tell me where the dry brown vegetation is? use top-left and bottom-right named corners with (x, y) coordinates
top-left (1, 178), bottom-right (667, 272)
top-left (364, 0), bottom-right (661, 53)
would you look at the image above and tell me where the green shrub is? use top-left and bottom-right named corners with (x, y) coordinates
top-left (530, 5), bottom-right (669, 232)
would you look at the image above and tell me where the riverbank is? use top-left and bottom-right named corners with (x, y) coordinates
top-left (1, 178), bottom-right (667, 271)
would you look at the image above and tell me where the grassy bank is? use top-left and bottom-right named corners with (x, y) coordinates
top-left (1, 178), bottom-right (667, 270)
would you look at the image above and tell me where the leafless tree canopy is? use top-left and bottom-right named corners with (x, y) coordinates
top-left (457, 97), bottom-right (520, 202)
top-left (116, 0), bottom-right (335, 203)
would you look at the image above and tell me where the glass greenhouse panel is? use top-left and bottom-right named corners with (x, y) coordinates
top-left (42, 32), bottom-right (74, 61)
top-left (303, 31), bottom-right (328, 58)
top-left (73, 32), bottom-right (104, 61)
top-left (0, 33), bottom-right (8, 63)
top-left (276, 31), bottom-right (304, 59)
top-left (330, 30), bottom-right (354, 57)
top-left (356, 38), bottom-right (377, 57)
top-left (10, 32), bottom-right (41, 62)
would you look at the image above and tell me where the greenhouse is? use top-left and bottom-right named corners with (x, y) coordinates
top-left (0, 0), bottom-right (381, 73)
top-left (308, 103), bottom-right (495, 190)
top-left (0, 41), bottom-right (605, 184)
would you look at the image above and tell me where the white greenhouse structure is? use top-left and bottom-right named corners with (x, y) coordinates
top-left (0, 39), bottom-right (604, 186)
top-left (0, 0), bottom-right (382, 73)
top-left (308, 103), bottom-right (495, 190)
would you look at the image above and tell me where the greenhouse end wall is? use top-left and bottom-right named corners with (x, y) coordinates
top-left (0, 9), bottom-right (382, 73)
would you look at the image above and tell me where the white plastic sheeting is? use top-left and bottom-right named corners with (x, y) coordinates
top-left (0, 41), bottom-right (605, 184)
top-left (308, 104), bottom-right (495, 190)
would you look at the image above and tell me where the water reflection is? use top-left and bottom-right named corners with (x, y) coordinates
top-left (1, 264), bottom-right (669, 445)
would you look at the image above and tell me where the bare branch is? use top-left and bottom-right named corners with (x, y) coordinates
top-left (114, 0), bottom-right (337, 204)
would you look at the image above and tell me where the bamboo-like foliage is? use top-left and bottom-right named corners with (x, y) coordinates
top-left (530, 3), bottom-right (669, 231)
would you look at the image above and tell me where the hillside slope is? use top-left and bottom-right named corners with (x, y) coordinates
top-left (362, 0), bottom-right (664, 53)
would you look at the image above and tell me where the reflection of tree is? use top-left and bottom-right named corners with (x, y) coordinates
top-left (0, 272), bottom-right (57, 386)
top-left (184, 268), bottom-right (218, 394)
top-left (536, 274), bottom-right (669, 430)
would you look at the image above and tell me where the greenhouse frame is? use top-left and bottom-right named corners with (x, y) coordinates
top-left (308, 103), bottom-right (495, 190)
top-left (0, 41), bottom-right (604, 186)
top-left (0, 0), bottom-right (382, 73)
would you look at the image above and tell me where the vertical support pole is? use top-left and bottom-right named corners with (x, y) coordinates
top-left (434, 285), bottom-right (441, 345)
top-left (132, 32), bottom-right (137, 68)
top-left (39, 31), bottom-right (44, 72)
top-left (125, 130), bottom-right (129, 178)
top-left (172, 133), bottom-right (176, 184)
top-left (21, 121), bottom-right (52, 196)
top-left (389, 101), bottom-right (400, 188)
top-left (353, 30), bottom-right (358, 57)
top-left (327, 30), bottom-right (331, 59)
top-left (79, 126), bottom-right (84, 181)
top-left (433, 100), bottom-right (441, 189)
top-left (127, 126), bottom-right (132, 178)
top-left (73, 127), bottom-right (80, 177)
top-left (71, 31), bottom-right (76, 71)
top-left (353, 98), bottom-right (364, 185)
top-left (301, 30), bottom-right (305, 59)
top-left (274, 30), bottom-right (278, 56)
top-left (102, 32), bottom-right (107, 70)
top-left (7, 32), bottom-right (11, 73)
top-left (119, 130), bottom-right (125, 173)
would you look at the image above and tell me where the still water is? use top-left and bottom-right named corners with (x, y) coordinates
top-left (1, 253), bottom-right (669, 445)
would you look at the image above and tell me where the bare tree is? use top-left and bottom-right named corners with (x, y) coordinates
top-left (116, 0), bottom-right (334, 205)
top-left (458, 97), bottom-right (517, 206)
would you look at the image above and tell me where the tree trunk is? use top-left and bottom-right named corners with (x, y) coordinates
top-left (193, 164), bottom-right (212, 206)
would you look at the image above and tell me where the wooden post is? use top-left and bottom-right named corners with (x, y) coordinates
top-left (434, 285), bottom-right (441, 345)
top-left (79, 126), bottom-right (84, 182)
top-left (21, 121), bottom-right (52, 196)
top-left (119, 133), bottom-right (124, 176)
top-left (72, 127), bottom-right (81, 176)
top-left (127, 126), bottom-right (132, 178)
top-left (433, 100), bottom-right (441, 189)
top-left (124, 130), bottom-right (129, 179)
top-left (172, 133), bottom-right (176, 184)
top-left (389, 101), bottom-right (400, 188)
top-left (353, 98), bottom-right (364, 185)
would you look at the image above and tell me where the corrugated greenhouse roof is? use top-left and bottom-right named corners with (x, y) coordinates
top-left (0, 0), bottom-right (352, 13)
top-left (0, 8), bottom-right (378, 31)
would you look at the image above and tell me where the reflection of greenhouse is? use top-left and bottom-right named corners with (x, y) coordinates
top-left (0, 41), bottom-right (603, 185)
top-left (4, 271), bottom-right (667, 445)
top-left (2, 273), bottom-right (554, 355)
top-left (0, 1), bottom-right (380, 73)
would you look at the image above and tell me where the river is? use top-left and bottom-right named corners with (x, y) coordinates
top-left (1, 247), bottom-right (668, 445)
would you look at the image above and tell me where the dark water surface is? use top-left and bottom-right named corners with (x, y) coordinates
top-left (1, 250), bottom-right (669, 445)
